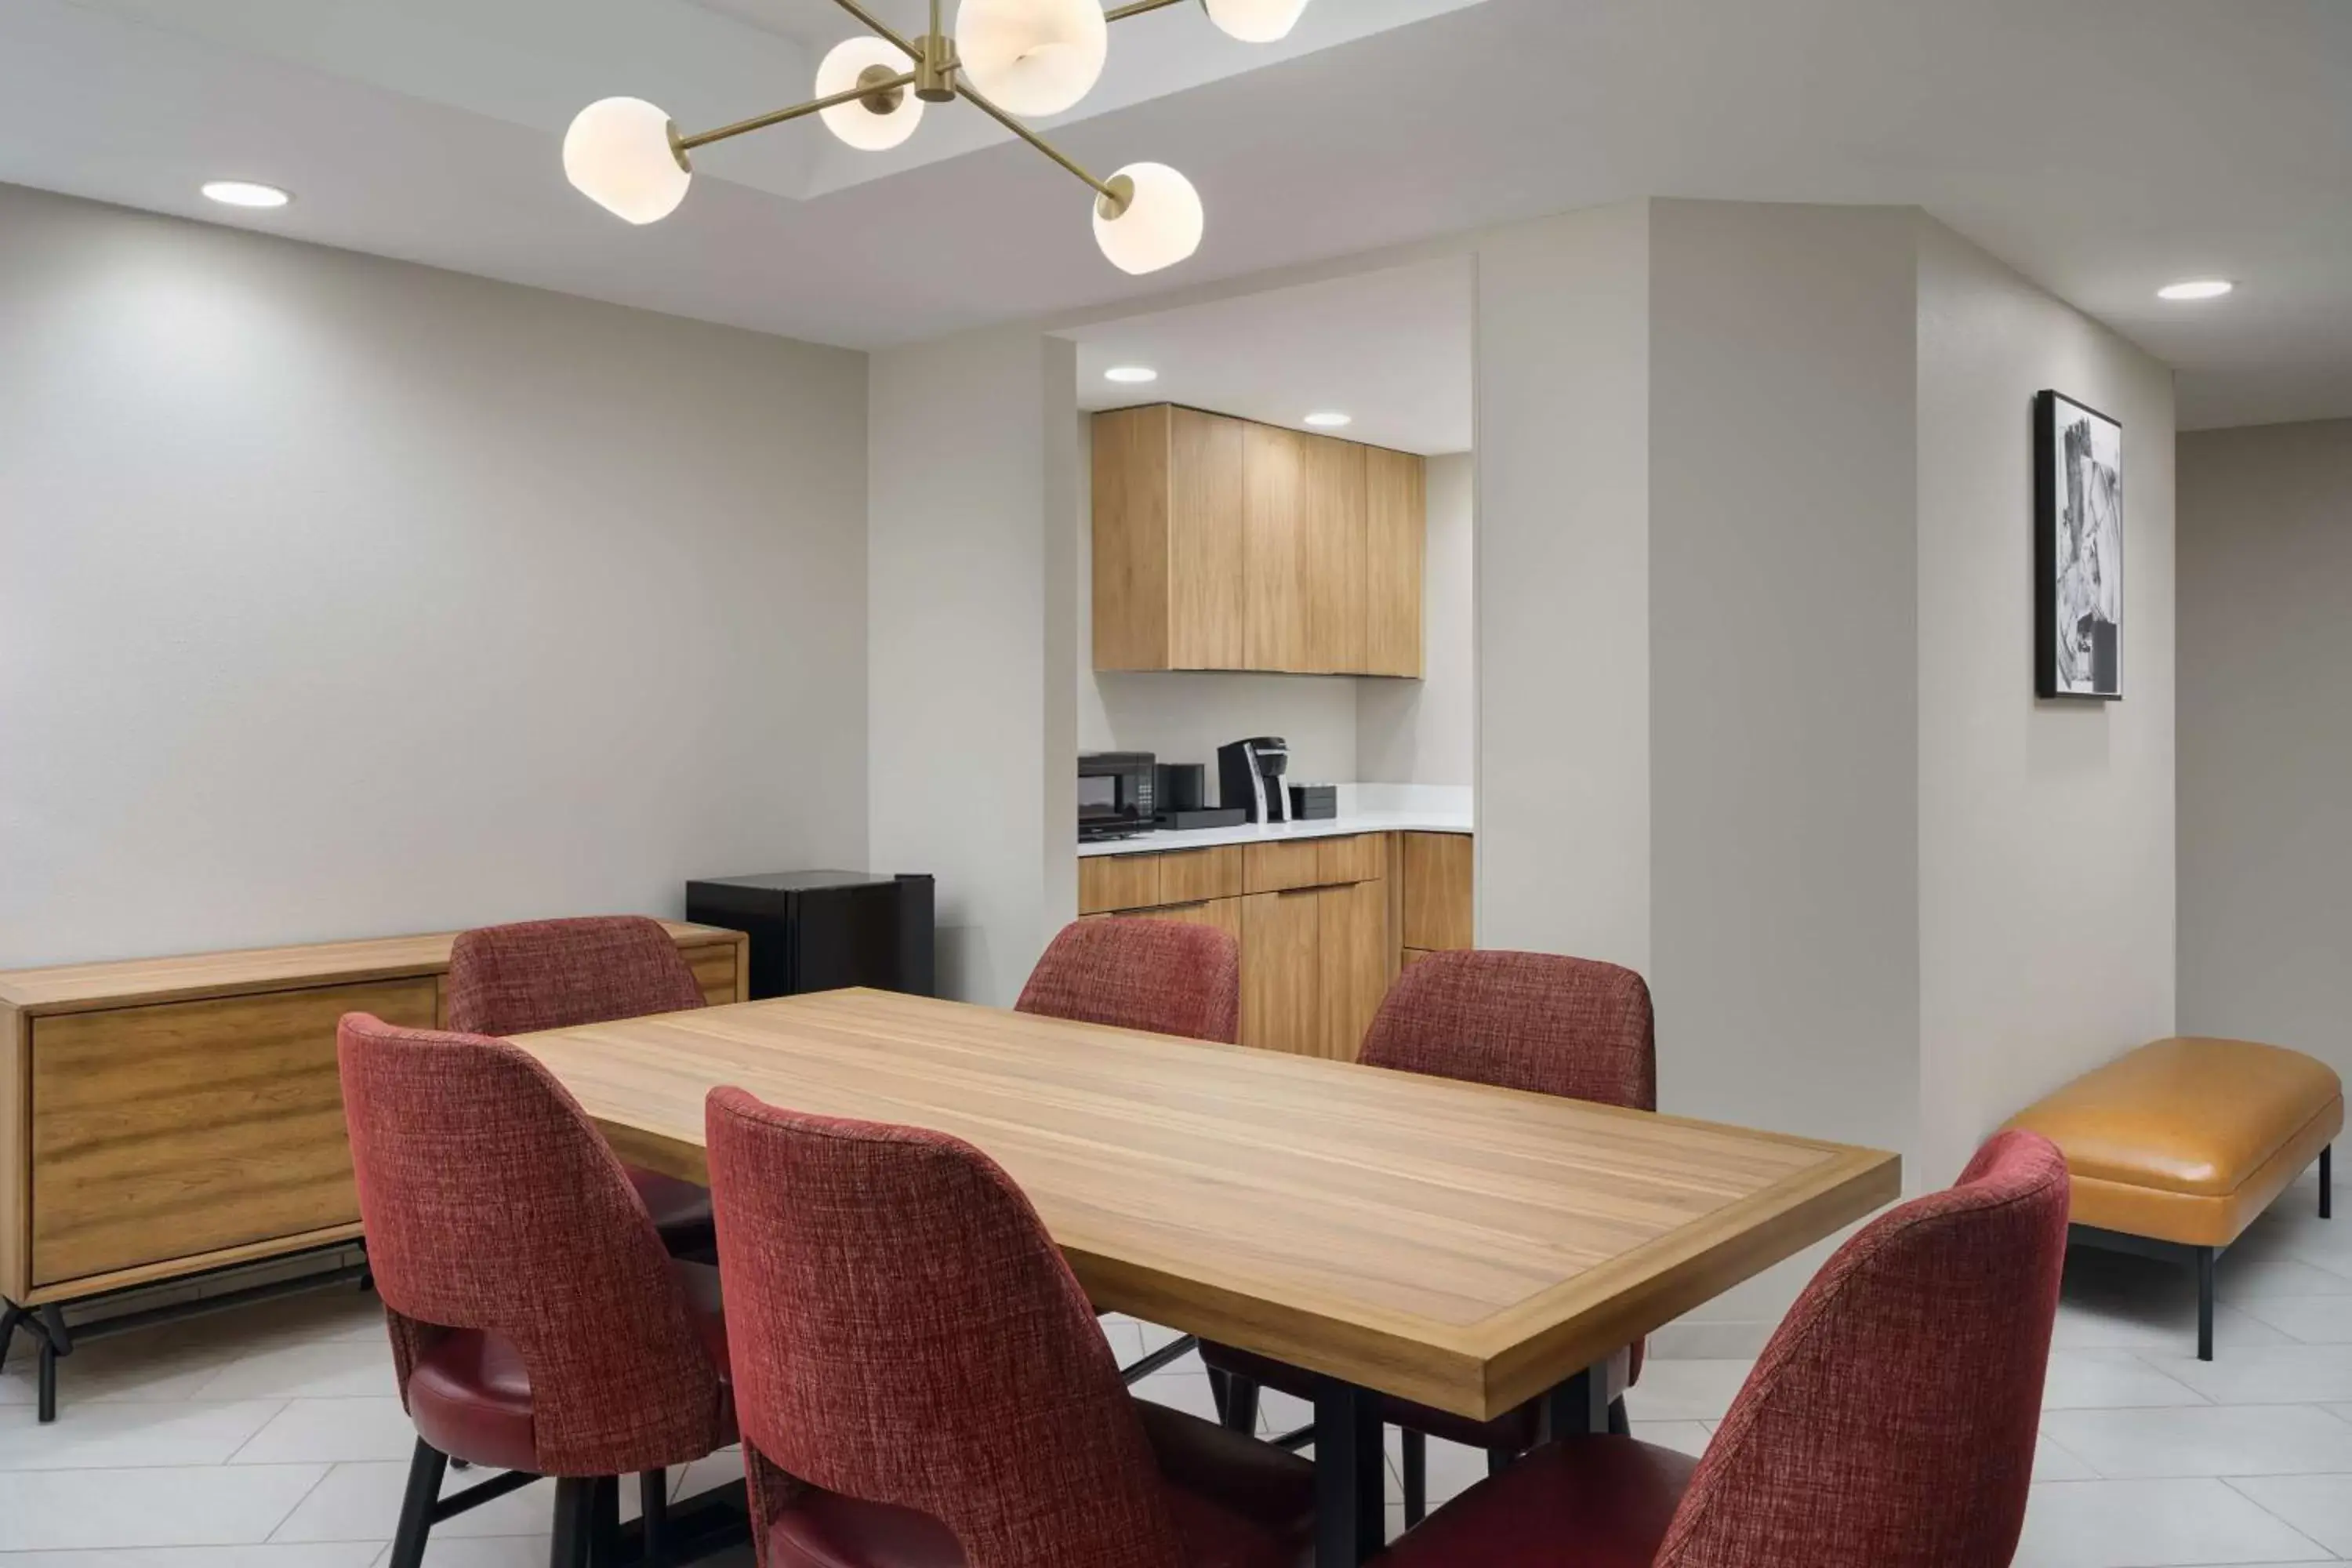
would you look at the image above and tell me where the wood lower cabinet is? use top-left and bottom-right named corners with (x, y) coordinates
top-left (0, 921), bottom-right (746, 1308)
top-left (1241, 889), bottom-right (1323, 1056)
top-left (1094, 405), bottom-right (1425, 677)
top-left (1401, 832), bottom-right (1475, 953)
top-left (1083, 836), bottom-right (1399, 1061)
top-left (1315, 878), bottom-right (1390, 1060)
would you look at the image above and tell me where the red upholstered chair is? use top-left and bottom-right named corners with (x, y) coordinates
top-left (1203, 949), bottom-right (1657, 1520)
top-left (1370, 1130), bottom-right (2072, 1568)
top-left (1017, 917), bottom-right (1242, 1044)
top-left (1018, 916), bottom-right (1241, 1381)
top-left (447, 916), bottom-right (717, 1256)
top-left (705, 1085), bottom-right (1316, 1568)
top-left (339, 1013), bottom-right (736, 1568)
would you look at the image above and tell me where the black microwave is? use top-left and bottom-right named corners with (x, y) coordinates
top-left (1078, 752), bottom-right (1156, 841)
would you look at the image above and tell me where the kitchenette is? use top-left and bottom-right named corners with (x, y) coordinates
top-left (1076, 340), bottom-right (1475, 1061)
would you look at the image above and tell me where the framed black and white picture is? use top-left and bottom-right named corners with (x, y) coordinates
top-left (2036, 389), bottom-right (2124, 699)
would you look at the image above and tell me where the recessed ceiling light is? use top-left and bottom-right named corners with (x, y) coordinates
top-left (2158, 279), bottom-right (2233, 301)
top-left (1303, 412), bottom-right (1352, 428)
top-left (1104, 366), bottom-right (1159, 384)
top-left (201, 180), bottom-right (292, 209)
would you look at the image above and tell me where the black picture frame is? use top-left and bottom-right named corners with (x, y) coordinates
top-left (2034, 389), bottom-right (2124, 701)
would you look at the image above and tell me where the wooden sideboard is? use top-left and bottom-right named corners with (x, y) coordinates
top-left (0, 922), bottom-right (746, 1311)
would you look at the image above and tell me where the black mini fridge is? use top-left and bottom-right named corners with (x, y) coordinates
top-left (685, 871), bottom-right (935, 1000)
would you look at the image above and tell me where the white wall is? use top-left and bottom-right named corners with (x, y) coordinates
top-left (1649, 200), bottom-right (1925, 1166)
top-left (1359, 452), bottom-right (1475, 786)
top-left (1475, 201), bottom-right (1653, 969)
top-left (869, 328), bottom-right (1079, 1005)
top-left (2178, 419), bottom-right (2352, 1087)
top-left (1915, 219), bottom-right (2179, 1185)
top-left (0, 184), bottom-right (869, 968)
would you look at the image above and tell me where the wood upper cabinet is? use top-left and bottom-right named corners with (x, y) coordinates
top-left (1243, 421), bottom-right (1309, 673)
top-left (1094, 405), bottom-right (1423, 677)
top-left (1365, 445), bottom-right (1426, 677)
top-left (1094, 405), bottom-right (1246, 671)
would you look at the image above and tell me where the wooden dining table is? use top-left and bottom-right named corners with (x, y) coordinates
top-left (515, 987), bottom-right (1900, 1567)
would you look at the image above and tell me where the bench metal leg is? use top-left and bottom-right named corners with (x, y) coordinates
top-left (2323, 1145), bottom-right (2333, 1221)
top-left (2197, 1246), bottom-right (2216, 1363)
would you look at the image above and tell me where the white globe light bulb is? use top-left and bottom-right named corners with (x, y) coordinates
top-left (563, 96), bottom-right (691, 224)
top-left (817, 37), bottom-right (924, 151)
top-left (957, 0), bottom-right (1109, 117)
top-left (1093, 162), bottom-right (1203, 276)
top-left (1201, 0), bottom-right (1310, 42)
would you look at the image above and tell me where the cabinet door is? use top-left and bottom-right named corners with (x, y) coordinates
top-left (1401, 832), bottom-right (1475, 951)
top-left (1301, 435), bottom-right (1368, 673)
top-left (1148, 898), bottom-right (1245, 944)
top-left (30, 976), bottom-right (438, 1288)
top-left (1365, 447), bottom-right (1425, 677)
top-left (1092, 405), bottom-right (1173, 671)
top-left (1243, 423), bottom-right (1308, 673)
top-left (1168, 408), bottom-right (1247, 670)
top-left (1240, 890), bottom-right (1320, 1054)
top-left (1316, 878), bottom-right (1390, 1062)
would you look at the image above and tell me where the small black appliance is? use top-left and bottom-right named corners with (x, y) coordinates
top-left (685, 870), bottom-right (935, 1000)
top-left (1217, 737), bottom-right (1293, 824)
top-left (1288, 783), bottom-right (1338, 821)
top-left (1079, 751), bottom-right (1156, 841)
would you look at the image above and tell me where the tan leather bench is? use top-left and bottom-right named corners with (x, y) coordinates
top-left (2005, 1037), bottom-right (2340, 1359)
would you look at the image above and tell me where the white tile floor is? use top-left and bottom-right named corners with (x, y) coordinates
top-left (0, 1168), bottom-right (2341, 1566)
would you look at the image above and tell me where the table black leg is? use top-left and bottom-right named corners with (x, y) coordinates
top-left (1313, 1377), bottom-right (1385, 1568)
top-left (1543, 1364), bottom-right (1610, 1441)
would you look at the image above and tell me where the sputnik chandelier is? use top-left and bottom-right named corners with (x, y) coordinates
top-left (563, 0), bottom-right (1312, 274)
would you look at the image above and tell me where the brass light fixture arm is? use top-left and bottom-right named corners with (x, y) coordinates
top-left (822, 0), bottom-right (925, 60)
top-left (953, 80), bottom-right (1131, 213)
top-left (1105, 0), bottom-right (1189, 19)
top-left (675, 71), bottom-right (917, 153)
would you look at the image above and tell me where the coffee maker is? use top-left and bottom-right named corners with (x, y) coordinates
top-left (1217, 737), bottom-right (1293, 823)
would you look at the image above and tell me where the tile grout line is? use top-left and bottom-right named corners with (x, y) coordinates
top-left (2213, 1473), bottom-right (2343, 1561)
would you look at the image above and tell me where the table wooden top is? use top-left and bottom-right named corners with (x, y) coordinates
top-left (0, 923), bottom-right (742, 1016)
top-left (517, 989), bottom-right (1900, 1421)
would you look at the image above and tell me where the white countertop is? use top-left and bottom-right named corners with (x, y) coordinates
top-left (1078, 784), bottom-right (1472, 858)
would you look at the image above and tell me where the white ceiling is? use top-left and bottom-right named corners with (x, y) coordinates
top-left (1068, 260), bottom-right (1475, 456)
top-left (3, 0), bottom-right (2350, 430)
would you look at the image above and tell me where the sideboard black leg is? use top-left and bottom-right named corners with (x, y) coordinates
top-left (2196, 1246), bottom-right (2216, 1363)
top-left (34, 1305), bottom-right (72, 1423)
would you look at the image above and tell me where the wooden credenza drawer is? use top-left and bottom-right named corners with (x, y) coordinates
top-left (29, 975), bottom-right (438, 1288)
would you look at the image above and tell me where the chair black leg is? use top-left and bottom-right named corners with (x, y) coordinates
top-left (2197, 1245), bottom-right (2216, 1363)
top-left (1486, 1446), bottom-right (1516, 1479)
top-left (1401, 1428), bottom-right (1426, 1528)
top-left (1207, 1366), bottom-right (1231, 1423)
top-left (550, 1477), bottom-right (598, 1568)
top-left (387, 1439), bottom-right (448, 1568)
top-left (1221, 1374), bottom-right (1260, 1436)
top-left (590, 1475), bottom-right (621, 1567)
top-left (641, 1469), bottom-right (670, 1568)
top-left (2322, 1145), bottom-right (2333, 1220)
top-left (1607, 1396), bottom-right (1632, 1436)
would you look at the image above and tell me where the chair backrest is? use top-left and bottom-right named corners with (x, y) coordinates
top-left (445, 916), bottom-right (707, 1036)
top-left (1359, 949), bottom-right (1656, 1111)
top-left (338, 1012), bottom-right (720, 1475)
top-left (706, 1086), bottom-right (1187, 1568)
top-left (1015, 917), bottom-right (1240, 1044)
top-left (1653, 1130), bottom-right (2071, 1568)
